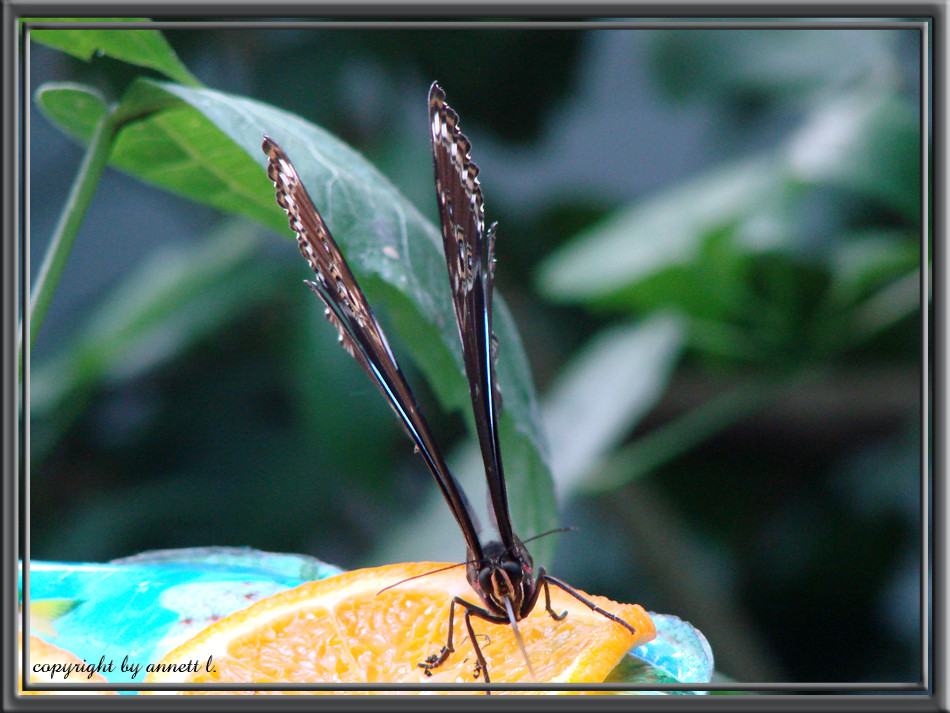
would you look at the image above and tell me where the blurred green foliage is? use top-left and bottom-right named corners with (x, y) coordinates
top-left (27, 20), bottom-right (925, 686)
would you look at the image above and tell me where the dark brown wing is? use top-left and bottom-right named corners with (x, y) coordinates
top-left (262, 135), bottom-right (483, 560)
top-left (427, 83), bottom-right (515, 549)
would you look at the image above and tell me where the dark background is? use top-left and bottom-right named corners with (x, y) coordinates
top-left (29, 21), bottom-right (926, 685)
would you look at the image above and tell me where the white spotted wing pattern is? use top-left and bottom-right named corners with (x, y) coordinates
top-left (262, 135), bottom-right (482, 553)
top-left (262, 84), bottom-right (640, 688)
top-left (428, 83), bottom-right (513, 548)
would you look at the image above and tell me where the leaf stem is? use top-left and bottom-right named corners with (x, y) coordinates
top-left (26, 109), bottom-right (120, 361)
top-left (586, 379), bottom-right (775, 492)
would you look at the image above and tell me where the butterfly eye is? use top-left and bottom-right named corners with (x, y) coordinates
top-left (502, 560), bottom-right (523, 583)
top-left (479, 567), bottom-right (494, 595)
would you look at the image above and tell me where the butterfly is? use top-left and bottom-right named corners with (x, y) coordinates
top-left (262, 81), bottom-right (639, 689)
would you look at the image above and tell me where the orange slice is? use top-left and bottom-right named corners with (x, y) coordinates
top-left (143, 562), bottom-right (654, 694)
top-left (19, 634), bottom-right (117, 695)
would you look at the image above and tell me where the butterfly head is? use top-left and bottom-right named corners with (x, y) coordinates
top-left (467, 538), bottom-right (536, 619)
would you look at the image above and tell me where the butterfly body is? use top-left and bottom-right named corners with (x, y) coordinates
top-left (263, 82), bottom-right (638, 689)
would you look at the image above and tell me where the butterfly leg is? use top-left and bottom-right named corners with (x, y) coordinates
top-left (419, 596), bottom-right (493, 691)
top-left (419, 597), bottom-right (483, 676)
top-left (532, 566), bottom-right (567, 621)
top-left (462, 607), bottom-right (492, 691)
top-left (419, 597), bottom-right (460, 675)
top-left (541, 573), bottom-right (638, 636)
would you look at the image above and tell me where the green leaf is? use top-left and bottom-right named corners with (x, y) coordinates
top-left (826, 230), bottom-right (920, 308)
top-left (536, 157), bottom-right (780, 306)
top-left (33, 83), bottom-right (109, 143)
top-left (650, 29), bottom-right (896, 106)
top-left (538, 88), bottom-right (920, 315)
top-left (36, 77), bottom-right (557, 548)
top-left (36, 80), bottom-right (282, 229)
top-left (542, 315), bottom-right (685, 497)
top-left (31, 221), bottom-right (266, 460)
top-left (30, 19), bottom-right (201, 87)
top-left (785, 93), bottom-right (920, 220)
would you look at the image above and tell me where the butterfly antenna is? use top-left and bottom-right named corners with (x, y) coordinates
top-left (503, 595), bottom-right (536, 681)
top-left (375, 561), bottom-right (468, 596)
top-left (519, 526), bottom-right (578, 546)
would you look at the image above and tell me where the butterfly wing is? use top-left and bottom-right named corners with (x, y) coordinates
top-left (263, 135), bottom-right (484, 560)
top-left (428, 83), bottom-right (516, 549)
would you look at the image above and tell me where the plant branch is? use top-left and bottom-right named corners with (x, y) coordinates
top-left (585, 379), bottom-right (776, 493)
top-left (27, 110), bottom-right (120, 356)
